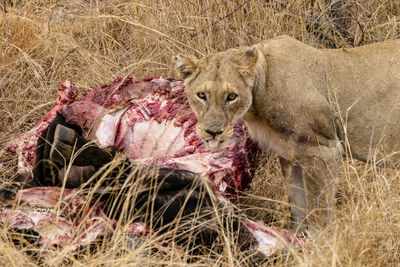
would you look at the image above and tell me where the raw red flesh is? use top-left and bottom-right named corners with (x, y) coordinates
top-left (4, 76), bottom-right (307, 256)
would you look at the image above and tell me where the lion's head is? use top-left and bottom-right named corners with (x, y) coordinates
top-left (173, 46), bottom-right (266, 149)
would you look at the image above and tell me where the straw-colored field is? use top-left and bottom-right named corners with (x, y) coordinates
top-left (1, 0), bottom-right (399, 265)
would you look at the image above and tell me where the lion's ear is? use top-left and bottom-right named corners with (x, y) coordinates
top-left (173, 54), bottom-right (198, 79)
top-left (242, 46), bottom-right (259, 68)
top-left (238, 46), bottom-right (261, 79)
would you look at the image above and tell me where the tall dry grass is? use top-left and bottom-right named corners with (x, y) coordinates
top-left (0, 0), bottom-right (399, 266)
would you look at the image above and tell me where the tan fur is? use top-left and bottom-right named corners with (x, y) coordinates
top-left (173, 35), bottom-right (400, 233)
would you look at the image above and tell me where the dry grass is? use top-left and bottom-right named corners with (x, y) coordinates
top-left (0, 0), bottom-right (400, 265)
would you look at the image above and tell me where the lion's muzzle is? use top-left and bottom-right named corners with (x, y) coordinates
top-left (197, 124), bottom-right (233, 149)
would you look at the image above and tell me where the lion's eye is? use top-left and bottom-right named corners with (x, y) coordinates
top-left (226, 93), bottom-right (237, 102)
top-left (197, 92), bottom-right (207, 101)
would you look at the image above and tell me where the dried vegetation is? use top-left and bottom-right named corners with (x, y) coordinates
top-left (0, 0), bottom-right (400, 266)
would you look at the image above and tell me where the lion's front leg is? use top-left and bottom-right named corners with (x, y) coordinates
top-left (298, 142), bottom-right (341, 234)
top-left (279, 157), bottom-right (307, 234)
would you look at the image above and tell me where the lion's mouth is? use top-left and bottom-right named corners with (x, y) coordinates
top-left (206, 139), bottom-right (219, 148)
top-left (205, 139), bottom-right (226, 149)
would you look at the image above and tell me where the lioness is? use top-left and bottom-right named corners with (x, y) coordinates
top-left (174, 35), bottom-right (400, 233)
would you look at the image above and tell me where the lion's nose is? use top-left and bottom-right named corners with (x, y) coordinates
top-left (205, 129), bottom-right (223, 138)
